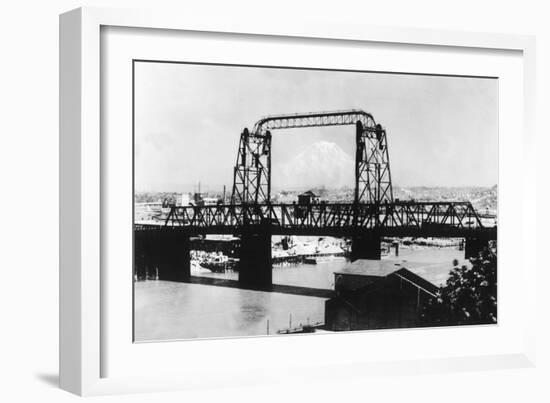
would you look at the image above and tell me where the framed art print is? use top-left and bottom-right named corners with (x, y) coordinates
top-left (60, 7), bottom-right (537, 396)
top-left (132, 61), bottom-right (498, 342)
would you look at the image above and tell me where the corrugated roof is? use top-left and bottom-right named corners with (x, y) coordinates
top-left (336, 257), bottom-right (456, 287)
top-left (390, 268), bottom-right (440, 297)
top-left (337, 259), bottom-right (403, 277)
top-left (338, 267), bottom-right (440, 310)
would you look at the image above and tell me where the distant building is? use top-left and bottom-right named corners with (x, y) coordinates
top-left (178, 193), bottom-right (191, 206)
top-left (134, 201), bottom-right (163, 222)
top-left (298, 190), bottom-right (320, 205)
top-left (202, 197), bottom-right (219, 206)
top-left (192, 193), bottom-right (219, 206)
top-left (325, 259), bottom-right (442, 331)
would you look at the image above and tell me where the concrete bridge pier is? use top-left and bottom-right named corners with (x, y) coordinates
top-left (464, 235), bottom-right (490, 259)
top-left (157, 230), bottom-right (191, 281)
top-left (135, 230), bottom-right (190, 282)
top-left (351, 230), bottom-right (382, 261)
top-left (134, 231), bottom-right (148, 280)
top-left (239, 225), bottom-right (272, 288)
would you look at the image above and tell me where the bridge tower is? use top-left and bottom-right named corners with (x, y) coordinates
top-left (231, 127), bottom-right (272, 205)
top-left (230, 110), bottom-right (393, 285)
top-left (354, 120), bottom-right (393, 205)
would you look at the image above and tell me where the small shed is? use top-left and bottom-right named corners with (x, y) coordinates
top-left (325, 267), bottom-right (441, 331)
top-left (325, 257), bottom-right (456, 331)
top-left (297, 190), bottom-right (320, 205)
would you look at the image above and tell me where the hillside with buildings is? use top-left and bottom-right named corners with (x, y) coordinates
top-left (135, 185), bottom-right (497, 215)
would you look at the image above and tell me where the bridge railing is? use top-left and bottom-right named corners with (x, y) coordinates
top-left (161, 202), bottom-right (484, 231)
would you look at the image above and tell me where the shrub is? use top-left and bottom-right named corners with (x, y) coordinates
top-left (421, 248), bottom-right (497, 326)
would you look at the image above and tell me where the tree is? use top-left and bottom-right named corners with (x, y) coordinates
top-left (421, 247), bottom-right (497, 326)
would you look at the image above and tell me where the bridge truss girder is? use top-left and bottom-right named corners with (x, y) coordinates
top-left (157, 201), bottom-right (487, 237)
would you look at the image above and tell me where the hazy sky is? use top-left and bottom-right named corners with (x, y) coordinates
top-left (134, 62), bottom-right (498, 192)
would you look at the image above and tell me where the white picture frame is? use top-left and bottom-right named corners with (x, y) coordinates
top-left (60, 6), bottom-right (537, 396)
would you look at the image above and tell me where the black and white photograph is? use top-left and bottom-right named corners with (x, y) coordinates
top-left (133, 61), bottom-right (498, 342)
top-left (5, 0), bottom-right (548, 399)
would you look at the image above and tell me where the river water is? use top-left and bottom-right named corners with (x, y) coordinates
top-left (134, 247), bottom-right (466, 342)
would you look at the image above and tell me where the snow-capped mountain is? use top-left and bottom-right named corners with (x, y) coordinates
top-left (273, 141), bottom-right (354, 189)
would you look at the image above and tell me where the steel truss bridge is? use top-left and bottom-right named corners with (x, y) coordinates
top-left (137, 201), bottom-right (494, 239)
top-left (135, 109), bottom-right (496, 286)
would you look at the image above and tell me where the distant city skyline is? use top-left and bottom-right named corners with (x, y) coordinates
top-left (134, 62), bottom-right (498, 192)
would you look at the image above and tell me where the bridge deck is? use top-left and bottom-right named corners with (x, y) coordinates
top-left (135, 202), bottom-right (497, 239)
